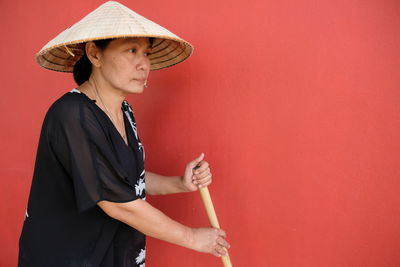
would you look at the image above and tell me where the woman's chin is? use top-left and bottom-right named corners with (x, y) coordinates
top-left (122, 85), bottom-right (144, 95)
top-left (134, 86), bottom-right (145, 94)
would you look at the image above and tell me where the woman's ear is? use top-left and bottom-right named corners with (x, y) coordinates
top-left (85, 42), bottom-right (101, 68)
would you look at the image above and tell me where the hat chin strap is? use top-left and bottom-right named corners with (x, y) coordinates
top-left (64, 45), bottom-right (75, 57)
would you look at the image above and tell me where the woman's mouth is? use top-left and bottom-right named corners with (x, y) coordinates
top-left (134, 78), bottom-right (146, 83)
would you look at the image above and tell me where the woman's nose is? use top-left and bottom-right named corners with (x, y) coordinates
top-left (137, 54), bottom-right (151, 71)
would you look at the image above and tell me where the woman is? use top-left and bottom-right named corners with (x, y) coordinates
top-left (19, 2), bottom-right (230, 266)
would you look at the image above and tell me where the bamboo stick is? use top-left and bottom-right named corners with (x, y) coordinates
top-left (198, 186), bottom-right (233, 267)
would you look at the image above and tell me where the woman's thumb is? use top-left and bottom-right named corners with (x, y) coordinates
top-left (193, 153), bottom-right (204, 166)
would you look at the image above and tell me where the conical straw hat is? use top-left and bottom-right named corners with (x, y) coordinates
top-left (36, 1), bottom-right (194, 72)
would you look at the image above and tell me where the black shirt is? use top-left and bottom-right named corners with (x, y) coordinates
top-left (18, 88), bottom-right (146, 267)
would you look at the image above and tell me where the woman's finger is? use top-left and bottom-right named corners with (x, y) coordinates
top-left (194, 170), bottom-right (210, 180)
top-left (214, 246), bottom-right (228, 256)
top-left (195, 174), bottom-right (212, 185)
top-left (217, 229), bottom-right (226, 238)
top-left (193, 161), bottom-right (209, 174)
top-left (190, 153), bottom-right (205, 169)
top-left (197, 180), bottom-right (212, 188)
top-left (217, 237), bottom-right (231, 249)
top-left (212, 250), bottom-right (221, 257)
top-left (194, 168), bottom-right (211, 180)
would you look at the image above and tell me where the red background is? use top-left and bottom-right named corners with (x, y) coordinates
top-left (1, 0), bottom-right (400, 266)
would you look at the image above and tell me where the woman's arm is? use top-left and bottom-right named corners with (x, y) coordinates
top-left (97, 199), bottom-right (230, 257)
top-left (146, 153), bottom-right (213, 195)
top-left (145, 171), bottom-right (188, 195)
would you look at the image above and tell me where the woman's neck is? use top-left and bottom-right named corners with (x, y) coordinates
top-left (78, 77), bottom-right (127, 118)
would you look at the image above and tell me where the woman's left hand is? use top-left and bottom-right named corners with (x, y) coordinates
top-left (181, 153), bottom-right (212, 192)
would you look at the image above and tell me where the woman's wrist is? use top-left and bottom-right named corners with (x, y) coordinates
top-left (178, 175), bottom-right (191, 193)
top-left (183, 226), bottom-right (195, 249)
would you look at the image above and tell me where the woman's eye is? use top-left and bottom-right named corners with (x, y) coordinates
top-left (128, 49), bottom-right (150, 56)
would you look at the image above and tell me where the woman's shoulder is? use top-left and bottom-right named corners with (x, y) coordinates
top-left (52, 88), bottom-right (85, 106)
top-left (45, 89), bottom-right (92, 124)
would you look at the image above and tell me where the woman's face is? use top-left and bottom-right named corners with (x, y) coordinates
top-left (93, 37), bottom-right (151, 94)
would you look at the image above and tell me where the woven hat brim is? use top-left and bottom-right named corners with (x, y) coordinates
top-left (36, 35), bottom-right (193, 72)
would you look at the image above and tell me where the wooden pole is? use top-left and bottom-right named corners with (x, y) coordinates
top-left (193, 165), bottom-right (232, 267)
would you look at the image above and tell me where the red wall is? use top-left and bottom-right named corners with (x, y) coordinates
top-left (1, 0), bottom-right (400, 266)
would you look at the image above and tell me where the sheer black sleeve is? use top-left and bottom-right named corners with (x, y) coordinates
top-left (49, 98), bottom-right (139, 212)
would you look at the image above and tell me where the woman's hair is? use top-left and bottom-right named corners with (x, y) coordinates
top-left (73, 37), bottom-right (155, 86)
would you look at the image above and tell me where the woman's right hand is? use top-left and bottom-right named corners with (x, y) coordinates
top-left (189, 227), bottom-right (231, 257)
